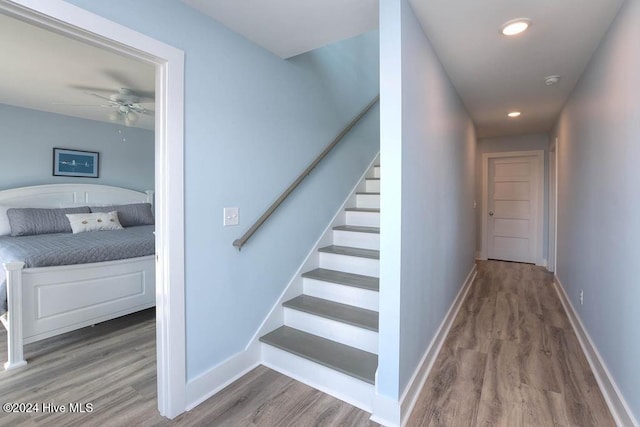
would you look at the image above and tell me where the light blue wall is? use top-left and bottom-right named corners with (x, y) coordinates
top-left (552, 0), bottom-right (640, 420)
top-left (378, 0), bottom-right (476, 399)
top-left (64, 0), bottom-right (380, 380)
top-left (476, 133), bottom-right (550, 258)
top-left (0, 103), bottom-right (154, 192)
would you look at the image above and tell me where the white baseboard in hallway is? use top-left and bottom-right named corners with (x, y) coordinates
top-left (370, 264), bottom-right (478, 427)
top-left (553, 276), bottom-right (639, 427)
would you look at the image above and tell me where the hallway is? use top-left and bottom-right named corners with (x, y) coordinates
top-left (407, 260), bottom-right (614, 426)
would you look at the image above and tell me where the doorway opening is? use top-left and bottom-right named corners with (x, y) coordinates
top-left (0, 0), bottom-right (185, 418)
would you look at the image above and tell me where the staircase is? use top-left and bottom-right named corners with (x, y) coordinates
top-left (260, 163), bottom-right (380, 411)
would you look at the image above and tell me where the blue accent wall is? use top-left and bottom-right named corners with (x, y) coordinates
top-left (0, 103), bottom-right (154, 192)
top-left (64, 0), bottom-right (380, 380)
top-left (553, 0), bottom-right (640, 420)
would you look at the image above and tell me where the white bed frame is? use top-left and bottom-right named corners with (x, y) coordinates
top-left (0, 184), bottom-right (156, 370)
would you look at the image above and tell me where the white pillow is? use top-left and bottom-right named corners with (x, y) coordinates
top-left (66, 211), bottom-right (123, 234)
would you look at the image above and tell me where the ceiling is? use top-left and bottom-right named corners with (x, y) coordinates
top-left (410, 0), bottom-right (625, 138)
top-left (1, 1), bottom-right (625, 138)
top-left (181, 0), bottom-right (379, 59)
top-left (183, 0), bottom-right (624, 138)
top-left (0, 13), bottom-right (155, 130)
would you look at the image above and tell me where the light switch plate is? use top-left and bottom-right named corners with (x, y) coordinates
top-left (223, 207), bottom-right (239, 226)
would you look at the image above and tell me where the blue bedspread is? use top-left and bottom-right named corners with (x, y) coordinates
top-left (0, 225), bottom-right (155, 315)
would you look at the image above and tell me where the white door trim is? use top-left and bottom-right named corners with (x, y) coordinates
top-left (1, 0), bottom-right (186, 418)
top-left (480, 150), bottom-right (544, 265)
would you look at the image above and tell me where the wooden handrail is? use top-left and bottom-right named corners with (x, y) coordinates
top-left (233, 95), bottom-right (380, 250)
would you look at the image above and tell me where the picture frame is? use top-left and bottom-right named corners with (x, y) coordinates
top-left (53, 148), bottom-right (99, 178)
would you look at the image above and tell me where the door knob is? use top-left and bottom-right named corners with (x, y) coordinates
top-left (489, 211), bottom-right (494, 216)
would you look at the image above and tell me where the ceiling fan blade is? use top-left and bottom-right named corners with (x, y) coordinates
top-left (51, 103), bottom-right (112, 107)
top-left (86, 92), bottom-right (117, 103)
top-left (103, 69), bottom-right (155, 100)
top-left (69, 84), bottom-right (112, 93)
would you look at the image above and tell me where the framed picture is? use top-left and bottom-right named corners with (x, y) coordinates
top-left (53, 148), bottom-right (99, 178)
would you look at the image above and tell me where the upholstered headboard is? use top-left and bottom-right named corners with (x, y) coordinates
top-left (0, 184), bottom-right (153, 236)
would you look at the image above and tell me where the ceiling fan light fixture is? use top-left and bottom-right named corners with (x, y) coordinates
top-left (124, 111), bottom-right (139, 127)
top-left (544, 75), bottom-right (561, 86)
top-left (507, 111), bottom-right (522, 118)
top-left (500, 19), bottom-right (531, 36)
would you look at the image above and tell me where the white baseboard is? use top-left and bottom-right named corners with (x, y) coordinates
top-left (185, 343), bottom-right (260, 411)
top-left (370, 393), bottom-right (401, 426)
top-left (398, 264), bottom-right (477, 426)
top-left (369, 263), bottom-right (478, 427)
top-left (553, 276), bottom-right (639, 427)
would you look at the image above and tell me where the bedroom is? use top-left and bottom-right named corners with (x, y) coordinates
top-left (0, 9), bottom-right (159, 414)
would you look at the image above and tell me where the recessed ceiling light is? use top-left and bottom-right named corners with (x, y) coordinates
top-left (500, 19), bottom-right (531, 36)
top-left (507, 111), bottom-right (522, 118)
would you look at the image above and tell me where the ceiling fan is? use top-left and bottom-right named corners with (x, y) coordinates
top-left (85, 88), bottom-right (154, 127)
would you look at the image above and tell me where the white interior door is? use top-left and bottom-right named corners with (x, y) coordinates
top-left (487, 155), bottom-right (540, 263)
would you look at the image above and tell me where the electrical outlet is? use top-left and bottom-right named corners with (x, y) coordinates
top-left (223, 207), bottom-right (239, 226)
top-left (579, 289), bottom-right (584, 305)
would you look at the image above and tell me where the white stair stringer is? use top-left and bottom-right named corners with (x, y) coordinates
top-left (256, 157), bottom-right (381, 416)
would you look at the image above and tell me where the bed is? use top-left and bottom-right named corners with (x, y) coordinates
top-left (0, 184), bottom-right (156, 370)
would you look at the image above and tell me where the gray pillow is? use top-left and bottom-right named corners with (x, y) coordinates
top-left (7, 206), bottom-right (91, 236)
top-left (91, 203), bottom-right (154, 227)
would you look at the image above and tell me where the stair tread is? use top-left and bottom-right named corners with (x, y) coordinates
top-left (260, 326), bottom-right (377, 384)
top-left (356, 192), bottom-right (380, 195)
top-left (344, 208), bottom-right (380, 213)
top-left (318, 245), bottom-right (380, 260)
top-left (302, 268), bottom-right (379, 291)
top-left (333, 225), bottom-right (380, 234)
top-left (284, 295), bottom-right (378, 331)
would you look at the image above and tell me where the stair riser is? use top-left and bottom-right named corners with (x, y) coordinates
top-left (332, 230), bottom-right (380, 251)
top-left (303, 278), bottom-right (379, 311)
top-left (373, 166), bottom-right (380, 178)
top-left (365, 180), bottom-right (380, 192)
top-left (345, 211), bottom-right (380, 227)
top-left (261, 344), bottom-right (374, 412)
top-left (283, 309), bottom-right (378, 354)
top-left (356, 194), bottom-right (380, 209)
top-left (319, 253), bottom-right (379, 277)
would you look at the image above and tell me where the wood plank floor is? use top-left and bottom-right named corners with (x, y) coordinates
top-left (407, 260), bottom-right (614, 427)
top-left (0, 260), bottom-right (614, 426)
top-left (0, 309), bottom-right (374, 426)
